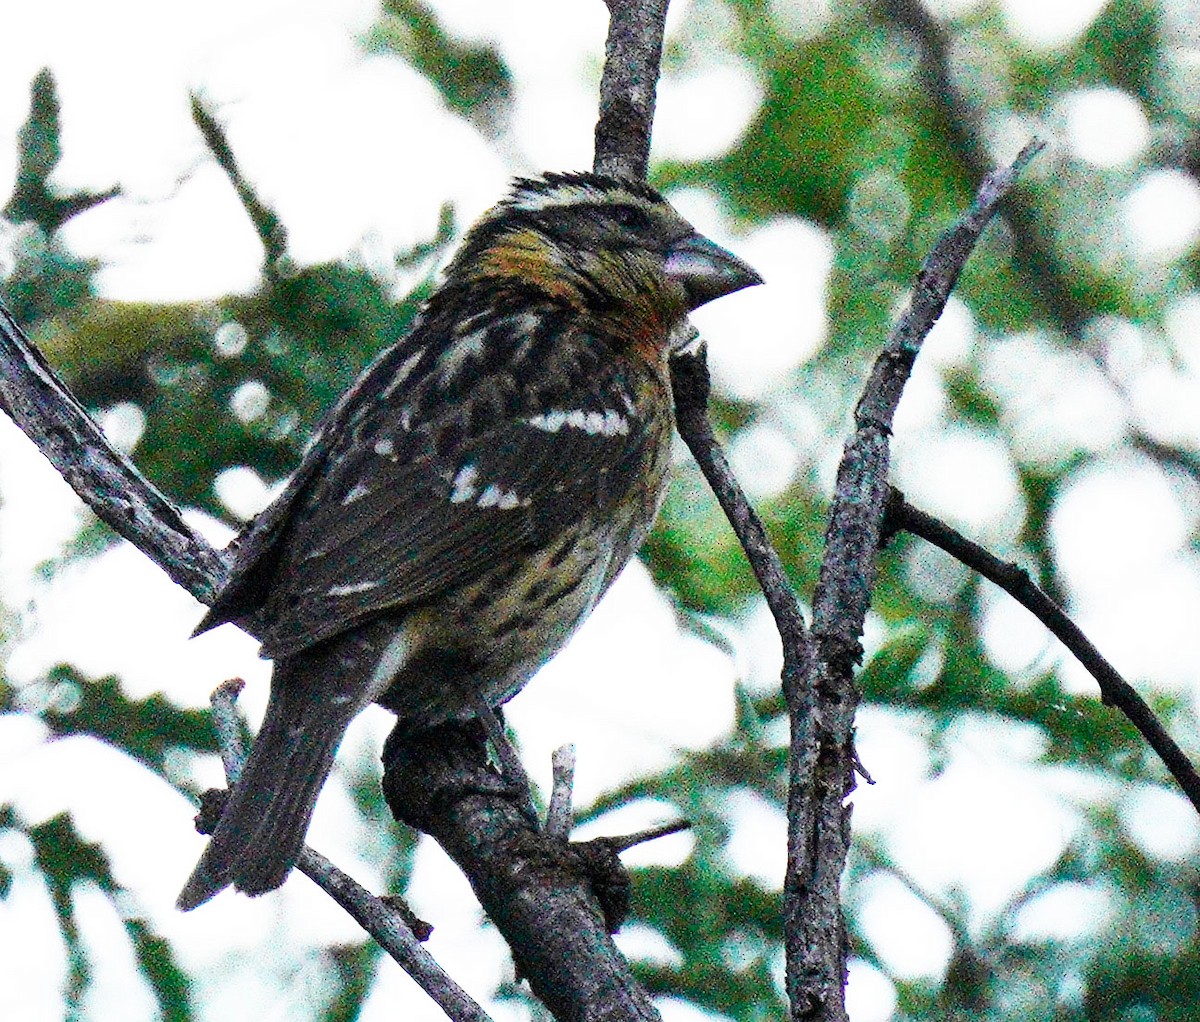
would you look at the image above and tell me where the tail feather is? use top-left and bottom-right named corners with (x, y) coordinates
top-left (177, 664), bottom-right (355, 911)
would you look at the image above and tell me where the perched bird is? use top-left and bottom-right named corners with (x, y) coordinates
top-left (177, 171), bottom-right (761, 910)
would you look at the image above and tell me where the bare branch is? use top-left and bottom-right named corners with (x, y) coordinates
top-left (885, 491), bottom-right (1200, 816)
top-left (593, 0), bottom-right (670, 179)
top-left (655, 105), bottom-right (1048, 1022)
top-left (607, 818), bottom-right (690, 853)
top-left (669, 338), bottom-right (813, 662)
top-left (874, 1), bottom-right (1200, 526)
top-left (293, 848), bottom-right (493, 1018)
top-left (0, 303), bottom-right (226, 603)
top-left (780, 141), bottom-right (1044, 1021)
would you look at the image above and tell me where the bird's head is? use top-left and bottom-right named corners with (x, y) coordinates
top-left (450, 172), bottom-right (762, 331)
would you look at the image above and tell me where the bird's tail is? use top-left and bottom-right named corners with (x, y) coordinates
top-left (176, 660), bottom-right (356, 911)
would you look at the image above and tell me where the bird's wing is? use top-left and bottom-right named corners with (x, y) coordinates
top-left (197, 327), bottom-right (668, 660)
top-left (254, 391), bottom-right (663, 658)
top-left (193, 339), bottom-right (426, 636)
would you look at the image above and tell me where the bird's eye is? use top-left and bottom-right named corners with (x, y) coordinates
top-left (612, 205), bottom-right (650, 232)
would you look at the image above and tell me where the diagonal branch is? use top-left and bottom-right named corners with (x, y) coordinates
top-left (669, 339), bottom-right (812, 660)
top-left (884, 491), bottom-right (1200, 815)
top-left (669, 344), bottom-right (818, 1010)
top-left (0, 303), bottom-right (226, 603)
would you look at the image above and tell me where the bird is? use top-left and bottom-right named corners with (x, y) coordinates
top-left (177, 171), bottom-right (761, 910)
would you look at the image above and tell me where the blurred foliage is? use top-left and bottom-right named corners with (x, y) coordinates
top-left (364, 0), bottom-right (514, 137)
top-left (26, 812), bottom-right (193, 1020)
top-left (33, 665), bottom-right (219, 792)
top-left (2, 69), bottom-right (118, 237)
top-left (4, 0), bottom-right (1200, 1019)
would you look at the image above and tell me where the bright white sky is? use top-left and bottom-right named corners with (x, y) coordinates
top-left (0, 1), bottom-right (1199, 1021)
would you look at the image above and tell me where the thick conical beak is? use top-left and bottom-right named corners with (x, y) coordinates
top-left (664, 233), bottom-right (763, 310)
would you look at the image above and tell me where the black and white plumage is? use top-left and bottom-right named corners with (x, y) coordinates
top-left (177, 172), bottom-right (761, 910)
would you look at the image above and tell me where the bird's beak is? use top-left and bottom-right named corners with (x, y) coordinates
top-left (664, 233), bottom-right (763, 311)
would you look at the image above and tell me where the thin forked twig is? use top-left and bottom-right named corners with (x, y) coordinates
top-left (205, 684), bottom-right (493, 1022)
top-left (885, 491), bottom-right (1200, 815)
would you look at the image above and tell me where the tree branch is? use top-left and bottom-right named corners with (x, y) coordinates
top-left (593, 0), bottom-right (669, 179)
top-left (884, 490), bottom-right (1200, 815)
top-left (0, 303), bottom-right (226, 603)
top-left (778, 141), bottom-right (1045, 1021)
top-left (874, 0), bottom-right (1200, 813)
top-left (874, 0), bottom-right (1200, 526)
top-left (669, 338), bottom-right (813, 661)
top-left (667, 342), bottom-right (823, 1013)
top-left (383, 723), bottom-right (659, 1022)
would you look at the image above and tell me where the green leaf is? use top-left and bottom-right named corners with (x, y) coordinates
top-left (323, 943), bottom-right (380, 1022)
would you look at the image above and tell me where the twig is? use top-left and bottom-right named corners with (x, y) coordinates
top-left (667, 338), bottom-right (817, 1016)
top-left (885, 490), bottom-right (1200, 816)
top-left (208, 679), bottom-right (249, 783)
top-left (204, 683), bottom-right (492, 1022)
top-left (607, 819), bottom-right (690, 853)
top-left (669, 338), bottom-right (813, 661)
top-left (667, 335), bottom-right (823, 1012)
top-left (781, 141), bottom-right (1046, 1021)
top-left (0, 303), bottom-right (226, 603)
top-left (546, 744), bottom-right (577, 841)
